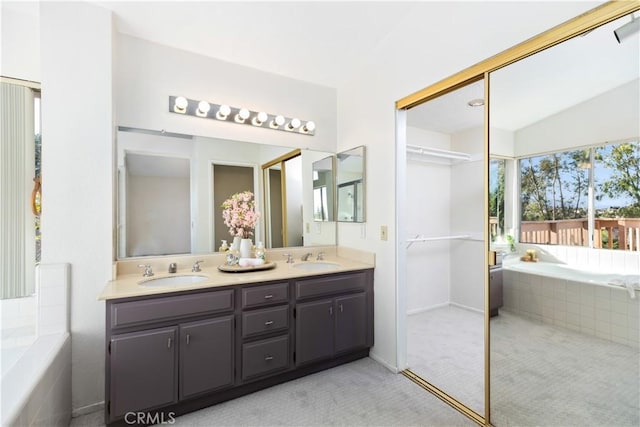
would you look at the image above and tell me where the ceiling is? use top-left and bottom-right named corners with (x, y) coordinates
top-left (408, 11), bottom-right (639, 134)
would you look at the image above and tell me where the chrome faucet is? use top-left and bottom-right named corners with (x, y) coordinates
top-left (316, 252), bottom-right (325, 261)
top-left (192, 260), bottom-right (204, 272)
top-left (283, 253), bottom-right (294, 263)
top-left (168, 263), bottom-right (177, 274)
top-left (138, 264), bottom-right (154, 277)
top-left (301, 252), bottom-right (313, 261)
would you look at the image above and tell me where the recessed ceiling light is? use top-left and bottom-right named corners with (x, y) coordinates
top-left (467, 98), bottom-right (484, 107)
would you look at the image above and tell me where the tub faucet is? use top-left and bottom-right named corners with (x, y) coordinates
top-left (301, 252), bottom-right (313, 261)
top-left (138, 264), bottom-right (154, 277)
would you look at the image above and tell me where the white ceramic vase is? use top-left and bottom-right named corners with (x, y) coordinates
top-left (239, 238), bottom-right (253, 259)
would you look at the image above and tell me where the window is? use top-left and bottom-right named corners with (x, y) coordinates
top-left (519, 140), bottom-right (640, 250)
top-left (489, 158), bottom-right (506, 241)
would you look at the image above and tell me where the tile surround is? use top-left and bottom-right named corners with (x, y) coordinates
top-left (502, 269), bottom-right (639, 348)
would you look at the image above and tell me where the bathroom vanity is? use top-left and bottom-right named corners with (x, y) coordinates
top-left (100, 252), bottom-right (374, 425)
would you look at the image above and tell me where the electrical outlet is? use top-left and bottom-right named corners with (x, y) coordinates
top-left (380, 225), bottom-right (388, 241)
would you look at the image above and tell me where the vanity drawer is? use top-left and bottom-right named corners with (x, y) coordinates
top-left (242, 283), bottom-right (289, 308)
top-left (242, 305), bottom-right (289, 338)
top-left (111, 290), bottom-right (234, 329)
top-left (242, 335), bottom-right (289, 380)
top-left (295, 272), bottom-right (367, 300)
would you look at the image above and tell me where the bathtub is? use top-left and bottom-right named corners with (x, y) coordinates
top-left (0, 264), bottom-right (71, 426)
top-left (501, 259), bottom-right (639, 348)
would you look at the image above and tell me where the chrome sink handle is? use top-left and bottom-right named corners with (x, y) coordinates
top-left (283, 253), bottom-right (294, 263)
top-left (138, 264), bottom-right (154, 277)
top-left (192, 260), bottom-right (204, 272)
top-left (316, 252), bottom-right (325, 261)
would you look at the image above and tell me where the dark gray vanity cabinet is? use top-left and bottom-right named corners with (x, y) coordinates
top-left (179, 316), bottom-right (234, 399)
top-left (109, 326), bottom-right (178, 419)
top-left (295, 272), bottom-right (372, 366)
top-left (105, 269), bottom-right (374, 426)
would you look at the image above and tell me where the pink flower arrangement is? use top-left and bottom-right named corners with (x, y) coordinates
top-left (221, 191), bottom-right (260, 238)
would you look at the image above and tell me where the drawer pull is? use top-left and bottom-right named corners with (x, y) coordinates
top-left (186, 333), bottom-right (190, 345)
top-left (264, 355), bottom-right (274, 361)
top-left (339, 304), bottom-right (343, 313)
top-left (263, 294), bottom-right (273, 299)
top-left (329, 306), bottom-right (333, 315)
top-left (264, 320), bottom-right (274, 326)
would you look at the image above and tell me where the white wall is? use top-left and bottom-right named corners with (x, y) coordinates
top-left (40, 2), bottom-right (114, 413)
top-left (115, 34), bottom-right (337, 153)
top-left (337, 2), bottom-right (599, 369)
top-left (0, 3), bottom-right (40, 82)
top-left (449, 127), bottom-right (485, 312)
top-left (515, 78), bottom-right (640, 157)
top-left (405, 126), bottom-right (451, 313)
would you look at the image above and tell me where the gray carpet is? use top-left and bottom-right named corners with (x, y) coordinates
top-left (407, 306), bottom-right (485, 415)
top-left (491, 310), bottom-right (640, 427)
top-left (69, 358), bottom-right (474, 427)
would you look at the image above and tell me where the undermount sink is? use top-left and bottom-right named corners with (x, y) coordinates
top-left (291, 262), bottom-right (341, 271)
top-left (139, 275), bottom-right (209, 287)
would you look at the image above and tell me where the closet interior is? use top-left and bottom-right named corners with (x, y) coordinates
top-left (403, 79), bottom-right (487, 416)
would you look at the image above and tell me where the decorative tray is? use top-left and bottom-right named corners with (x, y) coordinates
top-left (217, 261), bottom-right (277, 273)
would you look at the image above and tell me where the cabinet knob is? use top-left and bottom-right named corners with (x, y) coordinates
top-left (264, 320), bottom-right (274, 326)
top-left (264, 355), bottom-right (274, 361)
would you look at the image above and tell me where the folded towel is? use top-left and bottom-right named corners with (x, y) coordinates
top-left (238, 258), bottom-right (266, 267)
top-left (608, 275), bottom-right (640, 299)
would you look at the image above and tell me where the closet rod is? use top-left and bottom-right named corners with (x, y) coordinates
top-left (406, 234), bottom-right (471, 249)
top-left (406, 144), bottom-right (471, 161)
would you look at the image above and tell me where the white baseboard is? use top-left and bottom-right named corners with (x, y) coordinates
top-left (406, 302), bottom-right (449, 316)
top-left (450, 302), bottom-right (484, 314)
top-left (368, 351), bottom-right (399, 373)
top-left (72, 401), bottom-right (103, 418)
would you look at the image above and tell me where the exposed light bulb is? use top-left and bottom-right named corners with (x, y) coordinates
top-left (287, 118), bottom-right (301, 131)
top-left (270, 115), bottom-right (285, 128)
top-left (252, 111), bottom-right (268, 126)
top-left (235, 108), bottom-right (250, 123)
top-left (302, 121), bottom-right (316, 133)
top-left (216, 104), bottom-right (231, 120)
top-left (174, 96), bottom-right (188, 113)
top-left (196, 101), bottom-right (210, 117)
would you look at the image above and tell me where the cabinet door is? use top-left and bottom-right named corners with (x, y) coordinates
top-left (334, 293), bottom-right (367, 354)
top-left (295, 299), bottom-right (334, 365)
top-left (180, 316), bottom-right (233, 399)
top-left (110, 327), bottom-right (177, 419)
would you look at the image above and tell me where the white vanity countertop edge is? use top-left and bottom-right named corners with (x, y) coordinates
top-left (99, 249), bottom-right (374, 301)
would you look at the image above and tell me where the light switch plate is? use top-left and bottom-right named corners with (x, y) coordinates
top-left (380, 225), bottom-right (388, 241)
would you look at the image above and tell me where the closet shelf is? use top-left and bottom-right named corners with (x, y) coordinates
top-left (406, 145), bottom-right (471, 162)
top-left (406, 234), bottom-right (471, 249)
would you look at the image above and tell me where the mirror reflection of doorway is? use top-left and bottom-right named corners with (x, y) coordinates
top-left (213, 164), bottom-right (255, 246)
top-left (262, 150), bottom-right (303, 249)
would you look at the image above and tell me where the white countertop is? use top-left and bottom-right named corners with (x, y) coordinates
top-left (99, 246), bottom-right (374, 300)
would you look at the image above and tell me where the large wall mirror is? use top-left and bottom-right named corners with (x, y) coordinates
top-left (336, 146), bottom-right (365, 222)
top-left (116, 129), bottom-right (336, 258)
top-left (312, 156), bottom-right (335, 222)
top-left (489, 9), bottom-right (639, 427)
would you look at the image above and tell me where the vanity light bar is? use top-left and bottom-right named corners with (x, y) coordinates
top-left (169, 96), bottom-right (316, 136)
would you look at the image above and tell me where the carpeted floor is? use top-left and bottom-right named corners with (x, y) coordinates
top-left (69, 357), bottom-right (474, 427)
top-left (406, 306), bottom-right (485, 415)
top-left (491, 310), bottom-right (640, 427)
